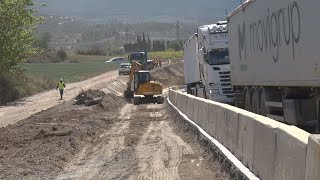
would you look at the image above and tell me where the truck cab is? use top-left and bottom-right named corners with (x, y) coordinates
top-left (197, 22), bottom-right (234, 104)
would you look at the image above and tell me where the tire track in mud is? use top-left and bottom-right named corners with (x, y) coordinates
top-left (131, 104), bottom-right (195, 180)
top-left (100, 79), bottom-right (127, 96)
top-left (55, 104), bottom-right (137, 180)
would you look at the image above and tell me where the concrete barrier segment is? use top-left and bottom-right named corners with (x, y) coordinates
top-left (222, 107), bottom-right (239, 156)
top-left (215, 105), bottom-right (226, 144)
top-left (207, 102), bottom-right (218, 138)
top-left (237, 113), bottom-right (255, 171)
top-left (185, 94), bottom-right (195, 121)
top-left (180, 93), bottom-right (188, 115)
top-left (192, 98), bottom-right (203, 126)
top-left (198, 99), bottom-right (209, 133)
top-left (252, 116), bottom-right (289, 180)
top-left (274, 126), bottom-right (309, 180)
top-left (305, 134), bottom-right (320, 180)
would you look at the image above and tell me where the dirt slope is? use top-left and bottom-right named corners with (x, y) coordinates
top-left (151, 62), bottom-right (184, 88)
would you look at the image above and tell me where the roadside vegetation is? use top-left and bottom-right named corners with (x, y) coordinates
top-left (149, 51), bottom-right (183, 61)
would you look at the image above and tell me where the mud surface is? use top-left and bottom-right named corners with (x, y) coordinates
top-left (0, 62), bottom-right (232, 180)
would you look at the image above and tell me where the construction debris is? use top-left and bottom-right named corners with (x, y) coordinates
top-left (74, 89), bottom-right (106, 106)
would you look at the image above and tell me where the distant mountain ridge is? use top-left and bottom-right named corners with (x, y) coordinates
top-left (35, 0), bottom-right (239, 23)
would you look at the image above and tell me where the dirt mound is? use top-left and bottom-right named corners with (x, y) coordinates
top-left (75, 89), bottom-right (106, 105)
top-left (151, 62), bottom-right (184, 87)
top-left (74, 89), bottom-right (126, 109)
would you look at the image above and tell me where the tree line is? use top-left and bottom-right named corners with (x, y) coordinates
top-left (123, 32), bottom-right (185, 52)
top-left (0, 0), bottom-right (44, 75)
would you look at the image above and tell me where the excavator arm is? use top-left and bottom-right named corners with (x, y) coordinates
top-left (126, 61), bottom-right (143, 90)
top-left (124, 60), bottom-right (144, 98)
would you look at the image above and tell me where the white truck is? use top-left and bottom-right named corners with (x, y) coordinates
top-left (228, 0), bottom-right (320, 130)
top-left (184, 21), bottom-right (234, 104)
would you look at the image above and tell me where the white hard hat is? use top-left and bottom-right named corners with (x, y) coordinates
top-left (60, 78), bottom-right (63, 81)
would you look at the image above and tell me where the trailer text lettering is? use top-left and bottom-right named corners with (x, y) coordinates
top-left (238, 1), bottom-right (301, 63)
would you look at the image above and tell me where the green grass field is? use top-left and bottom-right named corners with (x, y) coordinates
top-left (24, 62), bottom-right (118, 83)
top-left (67, 54), bottom-right (112, 63)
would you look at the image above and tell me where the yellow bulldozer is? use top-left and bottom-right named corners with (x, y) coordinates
top-left (124, 51), bottom-right (164, 105)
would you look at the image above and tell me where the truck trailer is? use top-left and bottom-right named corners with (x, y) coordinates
top-left (228, 0), bottom-right (320, 129)
top-left (184, 21), bottom-right (234, 104)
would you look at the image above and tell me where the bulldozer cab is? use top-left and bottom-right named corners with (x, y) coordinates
top-left (134, 71), bottom-right (150, 92)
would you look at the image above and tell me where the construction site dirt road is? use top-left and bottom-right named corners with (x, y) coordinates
top-left (0, 63), bottom-right (234, 180)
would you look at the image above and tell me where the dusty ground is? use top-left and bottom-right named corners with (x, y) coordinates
top-left (0, 62), bottom-right (233, 180)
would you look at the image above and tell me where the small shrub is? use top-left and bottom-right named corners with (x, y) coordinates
top-left (57, 49), bottom-right (67, 61)
top-left (69, 59), bottom-right (80, 63)
top-left (0, 72), bottom-right (56, 105)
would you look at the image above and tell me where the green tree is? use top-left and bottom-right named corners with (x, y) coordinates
top-left (37, 32), bottom-right (52, 49)
top-left (147, 35), bottom-right (151, 51)
top-left (0, 0), bottom-right (44, 75)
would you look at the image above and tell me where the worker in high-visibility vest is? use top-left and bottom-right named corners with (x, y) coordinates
top-left (56, 78), bottom-right (66, 100)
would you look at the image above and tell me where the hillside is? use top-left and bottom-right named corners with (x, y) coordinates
top-left (35, 0), bottom-right (239, 23)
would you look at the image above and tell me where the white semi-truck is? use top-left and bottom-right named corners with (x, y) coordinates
top-left (228, 0), bottom-right (320, 129)
top-left (184, 21), bottom-right (234, 104)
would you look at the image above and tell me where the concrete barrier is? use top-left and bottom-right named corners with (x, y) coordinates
top-left (192, 98), bottom-right (203, 125)
top-left (173, 91), bottom-right (178, 106)
top-left (168, 89), bottom-right (174, 104)
top-left (222, 106), bottom-right (239, 155)
top-left (207, 102), bottom-right (218, 138)
top-left (180, 93), bottom-right (188, 115)
top-left (176, 92), bottom-right (183, 110)
top-left (275, 126), bottom-right (309, 180)
top-left (252, 117), bottom-right (288, 180)
top-left (215, 105), bottom-right (226, 143)
top-left (168, 87), bottom-right (314, 180)
top-left (198, 99), bottom-right (209, 132)
top-left (169, 89), bottom-right (177, 106)
top-left (237, 112), bottom-right (258, 171)
top-left (185, 95), bottom-right (195, 121)
top-left (306, 135), bottom-right (320, 180)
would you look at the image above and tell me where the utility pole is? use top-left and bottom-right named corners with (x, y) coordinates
top-left (125, 24), bottom-right (129, 43)
top-left (176, 20), bottom-right (179, 41)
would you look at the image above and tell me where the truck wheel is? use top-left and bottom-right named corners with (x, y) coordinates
top-left (128, 91), bottom-right (134, 99)
top-left (244, 89), bottom-right (251, 111)
top-left (124, 90), bottom-right (134, 99)
top-left (187, 86), bottom-right (192, 94)
top-left (157, 96), bottom-right (164, 104)
top-left (259, 88), bottom-right (269, 116)
top-left (133, 97), bottom-right (140, 105)
top-left (124, 90), bottom-right (127, 98)
top-left (203, 87), bottom-right (207, 99)
top-left (251, 88), bottom-right (259, 114)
